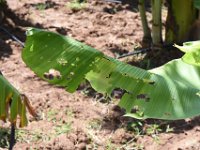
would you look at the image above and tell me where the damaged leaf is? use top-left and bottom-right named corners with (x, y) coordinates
top-left (0, 73), bottom-right (37, 127)
top-left (22, 28), bottom-right (200, 120)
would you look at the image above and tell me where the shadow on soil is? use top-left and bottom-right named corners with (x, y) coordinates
top-left (166, 116), bottom-right (200, 133)
top-left (100, 103), bottom-right (200, 135)
top-left (0, 127), bottom-right (10, 148)
top-left (103, 0), bottom-right (151, 14)
top-left (0, 3), bottom-right (43, 60)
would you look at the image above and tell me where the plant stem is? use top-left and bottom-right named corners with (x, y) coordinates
top-left (138, 0), bottom-right (152, 43)
top-left (151, 0), bottom-right (162, 46)
top-left (165, 0), bottom-right (196, 43)
top-left (9, 123), bottom-right (16, 150)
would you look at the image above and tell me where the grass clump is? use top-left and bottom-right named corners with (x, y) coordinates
top-left (66, 0), bottom-right (88, 11)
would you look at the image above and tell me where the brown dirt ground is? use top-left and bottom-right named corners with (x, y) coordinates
top-left (0, 0), bottom-right (200, 150)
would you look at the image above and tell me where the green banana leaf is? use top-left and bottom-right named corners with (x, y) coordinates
top-left (22, 28), bottom-right (200, 120)
top-left (0, 73), bottom-right (28, 127)
top-left (194, 0), bottom-right (200, 9)
top-left (175, 41), bottom-right (200, 66)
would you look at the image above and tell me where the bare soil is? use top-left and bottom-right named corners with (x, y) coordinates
top-left (0, 0), bottom-right (200, 150)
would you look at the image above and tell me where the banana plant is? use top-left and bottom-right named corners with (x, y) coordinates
top-left (0, 71), bottom-right (38, 149)
top-left (22, 28), bottom-right (200, 120)
top-left (165, 0), bottom-right (196, 43)
top-left (0, 71), bottom-right (37, 127)
top-left (175, 41), bottom-right (200, 66)
top-left (151, 0), bottom-right (162, 45)
top-left (138, 0), bottom-right (151, 43)
top-left (139, 0), bottom-right (197, 46)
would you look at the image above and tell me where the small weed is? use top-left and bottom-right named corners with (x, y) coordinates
top-left (16, 129), bottom-right (51, 143)
top-left (145, 124), bottom-right (162, 142)
top-left (106, 140), bottom-right (116, 150)
top-left (146, 124), bottom-right (162, 135)
top-left (16, 122), bottom-right (72, 144)
top-left (55, 122), bottom-right (72, 135)
top-left (35, 3), bottom-right (47, 10)
top-left (126, 120), bottom-right (169, 136)
top-left (165, 124), bottom-right (174, 133)
top-left (119, 138), bottom-right (144, 150)
top-left (34, 1), bottom-right (56, 10)
top-left (87, 119), bottom-right (102, 130)
top-left (66, 0), bottom-right (88, 11)
top-left (87, 143), bottom-right (99, 150)
top-left (65, 108), bottom-right (74, 118)
top-left (126, 121), bottom-right (143, 136)
top-left (47, 109), bottom-right (58, 122)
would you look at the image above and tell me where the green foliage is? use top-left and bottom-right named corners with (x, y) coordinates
top-left (54, 123), bottom-right (72, 135)
top-left (194, 0), bottom-right (200, 9)
top-left (0, 73), bottom-right (28, 127)
top-left (22, 28), bottom-right (200, 120)
top-left (175, 41), bottom-right (200, 66)
top-left (165, 0), bottom-right (196, 43)
top-left (66, 0), bottom-right (88, 11)
top-left (34, 1), bottom-right (55, 10)
top-left (35, 3), bottom-right (48, 10)
top-left (0, 71), bottom-right (37, 128)
top-left (0, 0), bottom-right (6, 4)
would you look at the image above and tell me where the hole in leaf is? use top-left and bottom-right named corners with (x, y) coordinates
top-left (123, 90), bottom-right (132, 95)
top-left (111, 88), bottom-right (125, 99)
top-left (136, 94), bottom-right (150, 102)
top-left (123, 73), bottom-right (127, 76)
top-left (104, 57), bottom-right (111, 61)
top-left (131, 105), bottom-right (144, 117)
top-left (133, 105), bottom-right (139, 111)
top-left (148, 81), bottom-right (155, 85)
top-left (43, 69), bottom-right (62, 80)
top-left (44, 73), bottom-right (54, 80)
top-left (106, 73), bottom-right (112, 78)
